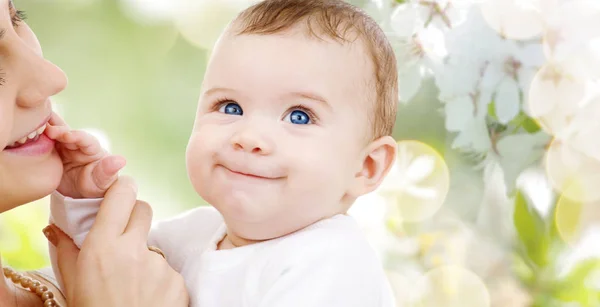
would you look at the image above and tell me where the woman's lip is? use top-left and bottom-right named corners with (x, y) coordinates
top-left (3, 133), bottom-right (55, 156)
top-left (6, 114), bottom-right (52, 146)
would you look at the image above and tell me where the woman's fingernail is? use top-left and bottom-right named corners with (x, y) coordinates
top-left (43, 225), bottom-right (58, 247)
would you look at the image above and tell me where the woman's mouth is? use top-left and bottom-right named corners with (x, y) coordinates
top-left (3, 123), bottom-right (55, 156)
top-left (4, 124), bottom-right (48, 150)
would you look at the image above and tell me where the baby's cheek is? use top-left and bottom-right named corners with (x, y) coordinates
top-left (185, 136), bottom-right (206, 182)
top-left (295, 149), bottom-right (341, 187)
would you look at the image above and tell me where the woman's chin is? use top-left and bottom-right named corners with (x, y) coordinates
top-left (0, 150), bottom-right (63, 211)
top-left (24, 151), bottom-right (63, 201)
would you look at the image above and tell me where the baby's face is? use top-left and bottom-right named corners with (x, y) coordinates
top-left (187, 26), bottom-right (375, 240)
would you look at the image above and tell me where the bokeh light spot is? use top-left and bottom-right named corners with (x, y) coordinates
top-left (378, 140), bottom-right (450, 222)
top-left (545, 139), bottom-right (600, 202)
top-left (554, 181), bottom-right (600, 245)
top-left (409, 265), bottom-right (490, 307)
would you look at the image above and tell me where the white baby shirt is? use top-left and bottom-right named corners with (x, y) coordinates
top-left (49, 192), bottom-right (397, 307)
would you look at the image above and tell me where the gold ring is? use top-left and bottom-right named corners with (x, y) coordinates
top-left (148, 246), bottom-right (166, 260)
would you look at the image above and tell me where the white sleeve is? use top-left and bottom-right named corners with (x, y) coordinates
top-left (49, 191), bottom-right (103, 247)
top-left (46, 192), bottom-right (186, 287)
top-left (258, 242), bottom-right (395, 307)
top-left (46, 192), bottom-right (186, 270)
top-left (48, 192), bottom-right (218, 277)
top-left (48, 190), bottom-right (103, 294)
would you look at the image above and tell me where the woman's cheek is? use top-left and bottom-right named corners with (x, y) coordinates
top-left (0, 100), bottom-right (14, 149)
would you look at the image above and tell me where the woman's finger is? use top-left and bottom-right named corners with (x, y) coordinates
top-left (44, 224), bottom-right (79, 300)
top-left (123, 200), bottom-right (153, 244)
top-left (89, 176), bottom-right (138, 238)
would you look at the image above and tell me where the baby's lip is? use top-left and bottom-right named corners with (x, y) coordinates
top-left (221, 164), bottom-right (284, 180)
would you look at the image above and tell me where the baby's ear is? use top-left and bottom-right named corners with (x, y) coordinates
top-left (350, 136), bottom-right (397, 197)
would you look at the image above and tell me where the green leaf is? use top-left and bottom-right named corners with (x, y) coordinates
top-left (531, 293), bottom-right (562, 307)
top-left (552, 283), bottom-right (599, 306)
top-left (513, 189), bottom-right (550, 268)
top-left (512, 253), bottom-right (536, 286)
top-left (522, 116), bottom-right (542, 133)
top-left (509, 111), bottom-right (526, 127)
top-left (487, 100), bottom-right (498, 120)
top-left (550, 256), bottom-right (600, 305)
top-left (508, 111), bottom-right (541, 133)
top-left (563, 258), bottom-right (600, 287)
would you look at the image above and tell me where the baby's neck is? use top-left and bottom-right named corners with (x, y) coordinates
top-left (217, 213), bottom-right (349, 251)
top-left (217, 233), bottom-right (263, 250)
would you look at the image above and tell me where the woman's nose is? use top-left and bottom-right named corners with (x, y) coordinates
top-left (16, 48), bottom-right (67, 108)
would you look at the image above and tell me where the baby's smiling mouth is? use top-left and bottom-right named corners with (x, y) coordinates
top-left (220, 165), bottom-right (284, 180)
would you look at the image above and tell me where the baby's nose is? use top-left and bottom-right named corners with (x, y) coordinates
top-left (230, 127), bottom-right (274, 155)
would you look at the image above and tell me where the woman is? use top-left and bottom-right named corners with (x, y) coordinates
top-left (0, 0), bottom-right (188, 306)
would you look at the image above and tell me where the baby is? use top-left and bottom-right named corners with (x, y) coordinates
top-left (47, 0), bottom-right (399, 306)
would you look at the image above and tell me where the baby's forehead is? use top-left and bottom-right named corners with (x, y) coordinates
top-left (224, 22), bottom-right (371, 57)
top-left (213, 30), bottom-right (376, 96)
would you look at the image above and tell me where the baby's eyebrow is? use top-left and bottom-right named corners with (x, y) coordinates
top-left (203, 86), bottom-right (234, 97)
top-left (284, 91), bottom-right (331, 110)
top-left (203, 86), bottom-right (331, 109)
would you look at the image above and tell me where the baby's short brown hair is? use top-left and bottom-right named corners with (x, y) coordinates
top-left (231, 0), bottom-right (398, 138)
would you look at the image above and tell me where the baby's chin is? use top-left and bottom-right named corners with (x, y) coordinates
top-left (193, 175), bottom-right (327, 240)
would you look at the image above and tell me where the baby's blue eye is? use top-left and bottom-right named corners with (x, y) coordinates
top-left (219, 102), bottom-right (243, 116)
top-left (285, 109), bottom-right (311, 125)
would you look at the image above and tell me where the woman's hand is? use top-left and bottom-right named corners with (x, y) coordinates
top-left (44, 176), bottom-right (189, 307)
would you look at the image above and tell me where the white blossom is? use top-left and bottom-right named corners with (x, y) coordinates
top-left (542, 0), bottom-right (600, 79)
top-left (495, 132), bottom-right (551, 193)
top-left (379, 143), bottom-right (439, 200)
top-left (388, 0), bottom-right (477, 103)
top-left (479, 0), bottom-right (546, 40)
top-left (390, 26), bottom-right (447, 102)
